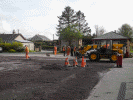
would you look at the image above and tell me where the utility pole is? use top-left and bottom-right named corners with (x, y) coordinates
top-left (53, 34), bottom-right (54, 54)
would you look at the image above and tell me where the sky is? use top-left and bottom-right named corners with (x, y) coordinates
top-left (0, 0), bottom-right (133, 40)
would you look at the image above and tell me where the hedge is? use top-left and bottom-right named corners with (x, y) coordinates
top-left (0, 42), bottom-right (25, 52)
top-left (42, 45), bottom-right (54, 50)
top-left (9, 49), bottom-right (16, 53)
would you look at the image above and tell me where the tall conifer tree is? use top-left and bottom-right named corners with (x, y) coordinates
top-left (56, 6), bottom-right (77, 37)
top-left (75, 10), bottom-right (91, 36)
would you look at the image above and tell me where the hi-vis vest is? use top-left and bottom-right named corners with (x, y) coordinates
top-left (25, 47), bottom-right (29, 53)
top-left (54, 46), bottom-right (57, 51)
top-left (74, 47), bottom-right (76, 51)
top-left (63, 47), bottom-right (65, 51)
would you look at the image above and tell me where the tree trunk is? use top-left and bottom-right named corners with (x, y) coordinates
top-left (68, 40), bottom-right (71, 46)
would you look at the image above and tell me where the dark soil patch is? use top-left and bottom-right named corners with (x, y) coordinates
top-left (0, 56), bottom-right (115, 99)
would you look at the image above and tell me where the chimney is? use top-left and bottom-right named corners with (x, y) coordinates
top-left (18, 29), bottom-right (19, 34)
top-left (13, 29), bottom-right (15, 34)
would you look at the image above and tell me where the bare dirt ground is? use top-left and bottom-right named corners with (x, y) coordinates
top-left (0, 56), bottom-right (116, 100)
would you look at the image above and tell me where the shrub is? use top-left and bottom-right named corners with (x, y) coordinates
top-left (29, 50), bottom-right (35, 52)
top-left (16, 47), bottom-right (25, 52)
top-left (0, 43), bottom-right (5, 46)
top-left (0, 38), bottom-right (3, 43)
top-left (0, 43), bottom-right (12, 52)
top-left (0, 42), bottom-right (24, 52)
top-left (129, 53), bottom-right (133, 58)
top-left (9, 49), bottom-right (16, 52)
top-left (0, 43), bottom-right (5, 51)
top-left (34, 42), bottom-right (42, 48)
top-left (11, 42), bottom-right (23, 50)
top-left (4, 43), bottom-right (12, 51)
top-left (42, 45), bottom-right (54, 50)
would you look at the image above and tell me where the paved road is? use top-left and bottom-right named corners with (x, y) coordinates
top-left (87, 58), bottom-right (133, 100)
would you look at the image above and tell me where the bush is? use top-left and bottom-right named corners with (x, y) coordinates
top-left (9, 49), bottom-right (16, 52)
top-left (42, 45), bottom-right (54, 50)
top-left (0, 43), bottom-right (12, 52)
top-left (11, 42), bottom-right (23, 50)
top-left (29, 50), bottom-right (35, 52)
top-left (0, 42), bottom-right (24, 52)
top-left (34, 42), bottom-right (42, 48)
top-left (0, 43), bottom-right (5, 51)
top-left (4, 43), bottom-right (12, 51)
top-left (0, 43), bottom-right (5, 46)
top-left (129, 53), bottom-right (133, 58)
top-left (0, 38), bottom-right (3, 43)
top-left (16, 47), bottom-right (25, 52)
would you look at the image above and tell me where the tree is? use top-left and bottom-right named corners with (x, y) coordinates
top-left (75, 10), bottom-right (91, 36)
top-left (82, 35), bottom-right (93, 45)
top-left (56, 6), bottom-right (77, 37)
top-left (94, 25), bottom-right (106, 37)
top-left (118, 24), bottom-right (133, 38)
top-left (60, 24), bottom-right (83, 46)
top-left (92, 33), bottom-right (97, 38)
top-left (0, 38), bottom-right (3, 43)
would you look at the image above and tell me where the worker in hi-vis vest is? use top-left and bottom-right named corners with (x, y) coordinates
top-left (25, 45), bottom-right (30, 59)
top-left (67, 46), bottom-right (71, 56)
top-left (63, 46), bottom-right (66, 56)
top-left (54, 46), bottom-right (57, 55)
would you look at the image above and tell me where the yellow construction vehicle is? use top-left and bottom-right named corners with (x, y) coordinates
top-left (76, 41), bottom-right (123, 62)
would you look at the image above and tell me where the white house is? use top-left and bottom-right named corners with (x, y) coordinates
top-left (0, 33), bottom-right (34, 50)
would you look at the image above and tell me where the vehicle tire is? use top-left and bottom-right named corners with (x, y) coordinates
top-left (89, 52), bottom-right (99, 61)
top-left (110, 53), bottom-right (117, 63)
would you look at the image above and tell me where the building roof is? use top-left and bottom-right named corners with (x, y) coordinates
top-left (93, 32), bottom-right (129, 40)
top-left (30, 34), bottom-right (51, 41)
top-left (15, 40), bottom-right (32, 43)
top-left (0, 33), bottom-right (26, 42)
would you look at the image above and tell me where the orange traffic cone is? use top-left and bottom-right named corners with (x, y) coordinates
top-left (73, 59), bottom-right (76, 67)
top-left (81, 56), bottom-right (85, 67)
top-left (65, 57), bottom-right (70, 66)
top-left (65, 57), bottom-right (68, 66)
top-left (67, 57), bottom-right (70, 65)
top-left (73, 58), bottom-right (78, 67)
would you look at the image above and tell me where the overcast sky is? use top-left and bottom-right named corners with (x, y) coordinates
top-left (0, 0), bottom-right (133, 40)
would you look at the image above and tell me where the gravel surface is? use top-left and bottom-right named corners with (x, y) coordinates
top-left (0, 56), bottom-right (116, 100)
